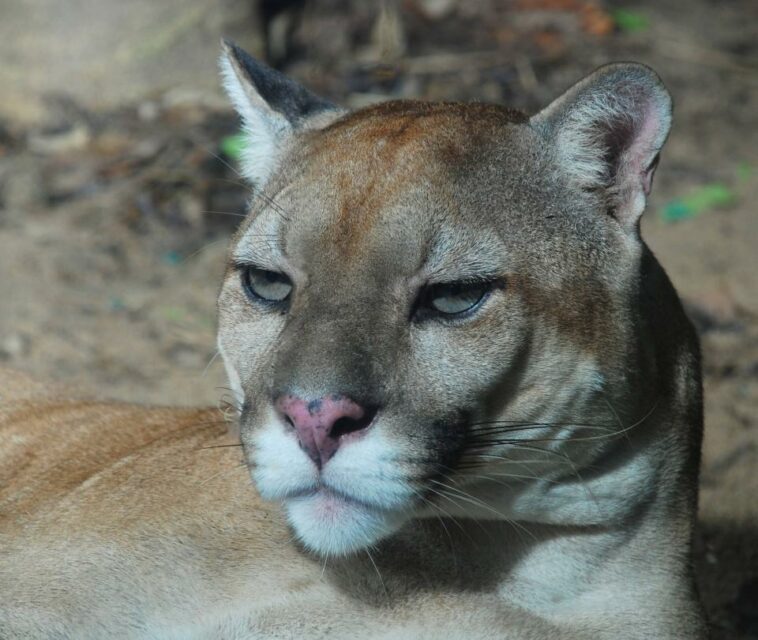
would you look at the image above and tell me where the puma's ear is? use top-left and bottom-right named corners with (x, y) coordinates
top-left (219, 39), bottom-right (345, 187)
top-left (531, 63), bottom-right (672, 232)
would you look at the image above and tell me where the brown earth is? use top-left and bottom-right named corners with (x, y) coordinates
top-left (0, 0), bottom-right (756, 637)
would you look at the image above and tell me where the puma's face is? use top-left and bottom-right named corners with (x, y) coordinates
top-left (217, 42), bottom-right (672, 556)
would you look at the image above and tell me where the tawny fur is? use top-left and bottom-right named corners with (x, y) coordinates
top-left (0, 45), bottom-right (706, 639)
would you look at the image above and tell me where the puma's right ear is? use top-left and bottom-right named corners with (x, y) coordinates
top-left (531, 63), bottom-right (672, 232)
top-left (219, 40), bottom-right (345, 187)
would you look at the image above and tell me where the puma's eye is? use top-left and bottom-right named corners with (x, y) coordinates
top-left (241, 267), bottom-right (292, 304)
top-left (420, 281), bottom-right (494, 318)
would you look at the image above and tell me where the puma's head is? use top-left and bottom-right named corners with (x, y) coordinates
top-left (216, 41), bottom-right (673, 556)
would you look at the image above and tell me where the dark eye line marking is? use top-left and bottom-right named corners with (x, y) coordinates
top-left (232, 260), bottom-right (275, 271)
top-left (425, 276), bottom-right (505, 294)
top-left (426, 272), bottom-right (504, 286)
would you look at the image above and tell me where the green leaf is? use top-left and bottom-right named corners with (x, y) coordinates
top-left (611, 9), bottom-right (650, 33)
top-left (737, 162), bottom-right (753, 184)
top-left (659, 183), bottom-right (737, 223)
top-left (220, 132), bottom-right (246, 160)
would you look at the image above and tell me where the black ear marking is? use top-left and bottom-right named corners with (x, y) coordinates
top-left (222, 39), bottom-right (336, 124)
top-left (219, 39), bottom-right (344, 185)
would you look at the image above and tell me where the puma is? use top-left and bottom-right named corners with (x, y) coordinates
top-left (0, 41), bottom-right (707, 638)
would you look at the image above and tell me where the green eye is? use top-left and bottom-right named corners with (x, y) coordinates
top-left (422, 281), bottom-right (494, 317)
top-left (241, 267), bottom-right (292, 303)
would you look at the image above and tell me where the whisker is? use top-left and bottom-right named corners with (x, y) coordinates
top-left (320, 549), bottom-right (330, 580)
top-left (191, 140), bottom-right (292, 221)
top-left (364, 547), bottom-right (388, 599)
top-left (195, 141), bottom-right (246, 180)
top-left (465, 471), bottom-right (560, 486)
top-left (467, 423), bottom-right (618, 437)
top-left (409, 488), bottom-right (462, 563)
top-left (175, 239), bottom-right (228, 266)
top-left (410, 485), bottom-right (472, 543)
top-left (468, 420), bottom-right (616, 430)
top-left (429, 478), bottom-right (537, 543)
top-left (198, 463), bottom-right (245, 485)
top-left (202, 209), bottom-right (247, 219)
top-left (186, 419), bottom-right (234, 430)
top-left (196, 443), bottom-right (244, 450)
top-left (202, 349), bottom-right (220, 377)
top-left (459, 444), bottom-right (574, 465)
top-left (214, 176), bottom-right (256, 192)
top-left (470, 402), bottom-right (661, 447)
top-left (422, 486), bottom-right (494, 543)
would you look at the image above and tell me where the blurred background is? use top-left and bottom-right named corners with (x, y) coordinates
top-left (0, 0), bottom-right (756, 636)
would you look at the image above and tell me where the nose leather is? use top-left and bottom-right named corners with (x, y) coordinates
top-left (275, 394), bottom-right (373, 468)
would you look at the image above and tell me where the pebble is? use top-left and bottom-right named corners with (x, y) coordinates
top-left (137, 101), bottom-right (160, 123)
top-left (0, 333), bottom-right (29, 359)
top-left (27, 123), bottom-right (90, 155)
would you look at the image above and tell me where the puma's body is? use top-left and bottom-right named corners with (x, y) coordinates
top-left (0, 43), bottom-right (706, 638)
top-left (0, 368), bottom-right (702, 638)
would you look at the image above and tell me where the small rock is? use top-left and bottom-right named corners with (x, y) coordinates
top-left (91, 132), bottom-right (132, 156)
top-left (132, 138), bottom-right (164, 161)
top-left (416, 0), bottom-right (458, 20)
top-left (45, 164), bottom-right (100, 205)
top-left (1, 333), bottom-right (30, 359)
top-left (27, 123), bottom-right (90, 155)
top-left (179, 193), bottom-right (204, 229)
top-left (137, 101), bottom-right (160, 123)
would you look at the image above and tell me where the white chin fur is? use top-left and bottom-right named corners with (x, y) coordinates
top-left (250, 406), bottom-right (415, 556)
top-left (285, 492), bottom-right (405, 556)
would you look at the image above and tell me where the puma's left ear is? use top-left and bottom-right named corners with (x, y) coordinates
top-left (531, 63), bottom-right (672, 232)
top-left (219, 39), bottom-right (345, 187)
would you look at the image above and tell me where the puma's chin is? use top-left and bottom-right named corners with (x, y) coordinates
top-left (285, 489), bottom-right (405, 556)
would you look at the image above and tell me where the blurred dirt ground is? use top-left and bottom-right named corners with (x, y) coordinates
top-left (0, 0), bottom-right (756, 637)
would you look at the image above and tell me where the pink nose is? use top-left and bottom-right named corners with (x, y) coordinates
top-left (275, 394), bottom-right (376, 468)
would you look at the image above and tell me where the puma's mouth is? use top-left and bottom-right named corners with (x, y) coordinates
top-left (282, 485), bottom-right (393, 516)
top-left (247, 406), bottom-right (451, 556)
top-left (302, 487), bottom-right (379, 517)
top-left (284, 487), bottom-right (407, 556)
